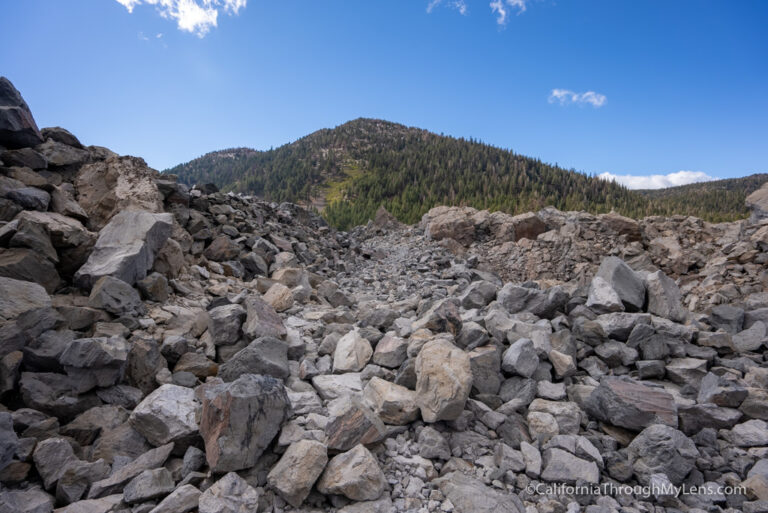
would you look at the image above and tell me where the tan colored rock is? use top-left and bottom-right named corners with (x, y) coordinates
top-left (415, 338), bottom-right (472, 422)
top-left (363, 376), bottom-right (420, 425)
top-left (317, 444), bottom-right (386, 501)
top-left (75, 156), bottom-right (164, 229)
top-left (267, 440), bottom-right (328, 507)
top-left (263, 282), bottom-right (294, 312)
top-left (423, 206), bottom-right (476, 245)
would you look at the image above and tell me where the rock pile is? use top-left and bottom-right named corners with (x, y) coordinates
top-left (2, 76), bottom-right (768, 513)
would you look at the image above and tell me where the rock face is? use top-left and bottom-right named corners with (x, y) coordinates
top-left (199, 374), bottom-right (290, 472)
top-left (4, 76), bottom-right (768, 513)
top-left (415, 338), bottom-right (472, 422)
top-left (74, 211), bottom-right (173, 289)
top-left (75, 156), bottom-right (165, 229)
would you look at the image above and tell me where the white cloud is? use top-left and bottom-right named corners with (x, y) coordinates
top-left (427, 0), bottom-right (468, 15)
top-left (549, 88), bottom-right (607, 108)
top-left (114, 0), bottom-right (246, 37)
top-left (490, 0), bottom-right (526, 25)
top-left (598, 170), bottom-right (715, 190)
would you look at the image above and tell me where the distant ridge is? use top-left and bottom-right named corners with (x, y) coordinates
top-left (167, 118), bottom-right (766, 229)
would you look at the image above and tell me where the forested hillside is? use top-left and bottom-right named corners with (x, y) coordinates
top-left (167, 119), bottom-right (765, 230)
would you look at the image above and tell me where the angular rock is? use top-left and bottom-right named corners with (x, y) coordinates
top-left (0, 248), bottom-right (59, 293)
top-left (595, 257), bottom-right (645, 312)
top-left (627, 424), bottom-right (698, 485)
top-left (267, 439), bottom-right (328, 507)
top-left (372, 333), bottom-right (408, 368)
top-left (32, 438), bottom-right (77, 490)
top-left (87, 443), bottom-right (173, 498)
top-left (242, 295), bottom-right (286, 339)
top-left (58, 336), bottom-right (129, 393)
top-left (586, 276), bottom-right (624, 314)
top-left (123, 468), bottom-right (175, 504)
top-left (87, 276), bottom-right (145, 317)
top-left (645, 270), bottom-right (686, 322)
top-left (199, 374), bottom-right (290, 472)
top-left (501, 338), bottom-right (538, 378)
top-left (206, 304), bottom-right (245, 346)
top-left (317, 444), bottom-right (386, 501)
top-left (129, 384), bottom-right (199, 446)
top-left (326, 396), bottom-right (387, 450)
top-left (363, 376), bottom-right (420, 425)
top-left (198, 472), bottom-right (260, 513)
top-left (415, 338), bottom-right (472, 422)
top-left (541, 447), bottom-right (600, 484)
top-left (434, 471), bottom-right (525, 513)
top-left (74, 211), bottom-right (173, 289)
top-left (148, 484), bottom-right (201, 513)
top-left (585, 377), bottom-right (678, 430)
top-left (218, 336), bottom-right (289, 381)
top-left (333, 330), bottom-right (373, 373)
top-left (0, 77), bottom-right (44, 148)
top-left (75, 156), bottom-right (164, 229)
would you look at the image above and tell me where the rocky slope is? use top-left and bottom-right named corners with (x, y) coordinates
top-left (2, 76), bottom-right (768, 513)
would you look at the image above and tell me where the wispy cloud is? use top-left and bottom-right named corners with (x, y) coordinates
top-left (549, 88), bottom-right (607, 108)
top-left (114, 0), bottom-right (246, 37)
top-left (490, 0), bottom-right (526, 25)
top-left (427, 0), bottom-right (468, 15)
top-left (599, 170), bottom-right (715, 190)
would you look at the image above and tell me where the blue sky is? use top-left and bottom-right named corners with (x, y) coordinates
top-left (2, 0), bottom-right (766, 188)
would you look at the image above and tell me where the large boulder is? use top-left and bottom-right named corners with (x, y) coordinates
top-left (74, 211), bottom-right (173, 289)
top-left (267, 440), bottom-right (328, 507)
top-left (585, 377), bottom-right (678, 431)
top-left (332, 330), bottom-right (373, 373)
top-left (58, 336), bottom-right (129, 393)
top-left (0, 276), bottom-right (51, 322)
top-left (423, 207), bottom-right (476, 245)
top-left (316, 444), bottom-right (386, 501)
top-left (218, 336), bottom-right (289, 381)
top-left (595, 257), bottom-right (646, 312)
top-left (0, 248), bottom-right (60, 293)
top-left (645, 270), bottom-right (686, 322)
top-left (747, 182), bottom-right (768, 223)
top-left (627, 424), bottom-right (698, 485)
top-left (75, 156), bottom-right (164, 229)
top-left (87, 276), bottom-right (145, 317)
top-left (0, 77), bottom-right (44, 148)
top-left (415, 338), bottom-right (472, 422)
top-left (129, 384), bottom-right (199, 446)
top-left (242, 295), bottom-right (287, 339)
top-left (199, 374), bottom-right (290, 472)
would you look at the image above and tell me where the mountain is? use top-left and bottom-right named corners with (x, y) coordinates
top-left (167, 118), bottom-right (766, 230)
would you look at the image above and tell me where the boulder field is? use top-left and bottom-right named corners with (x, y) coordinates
top-left (2, 76), bottom-right (768, 513)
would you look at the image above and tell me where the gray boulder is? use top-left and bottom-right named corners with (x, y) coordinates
top-left (585, 377), bottom-right (678, 431)
top-left (74, 211), bottom-right (173, 289)
top-left (198, 472), bottom-right (260, 513)
top-left (200, 374), bottom-right (290, 472)
top-left (218, 336), bottom-right (289, 381)
top-left (0, 77), bottom-right (44, 148)
top-left (627, 424), bottom-right (698, 485)
top-left (595, 257), bottom-right (646, 312)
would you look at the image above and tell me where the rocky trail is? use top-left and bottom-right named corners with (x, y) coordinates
top-left (2, 75), bottom-right (768, 513)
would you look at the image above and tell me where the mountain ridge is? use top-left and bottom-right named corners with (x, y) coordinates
top-left (167, 118), bottom-right (766, 229)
